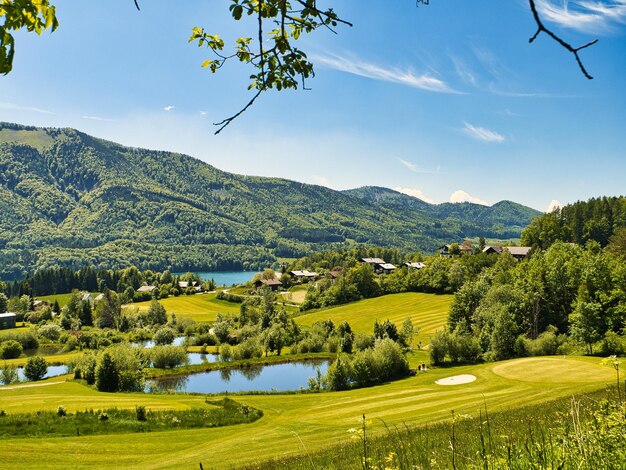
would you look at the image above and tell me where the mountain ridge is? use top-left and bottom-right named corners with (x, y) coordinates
top-left (0, 122), bottom-right (541, 279)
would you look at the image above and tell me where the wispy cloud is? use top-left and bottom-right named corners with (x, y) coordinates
top-left (163, 105), bottom-right (175, 112)
top-left (394, 187), bottom-right (435, 204)
top-left (397, 158), bottom-right (440, 174)
top-left (462, 122), bottom-right (505, 143)
top-left (450, 55), bottom-right (478, 87)
top-left (536, 0), bottom-right (626, 34)
top-left (546, 199), bottom-right (562, 212)
top-left (0, 101), bottom-right (54, 115)
top-left (497, 108), bottom-right (522, 117)
top-left (312, 53), bottom-right (459, 94)
top-left (82, 115), bottom-right (116, 122)
top-left (450, 190), bottom-right (490, 206)
top-left (199, 111), bottom-right (207, 116)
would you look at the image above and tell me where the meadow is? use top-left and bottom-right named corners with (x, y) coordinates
top-left (0, 355), bottom-right (616, 469)
top-left (130, 293), bottom-right (240, 322)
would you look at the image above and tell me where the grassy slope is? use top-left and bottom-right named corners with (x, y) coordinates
top-left (36, 292), bottom-right (100, 308)
top-left (0, 356), bottom-right (616, 469)
top-left (129, 293), bottom-right (240, 322)
top-left (296, 292), bottom-right (453, 346)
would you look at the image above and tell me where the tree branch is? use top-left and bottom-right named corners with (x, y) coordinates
top-left (133, 0), bottom-right (140, 11)
top-left (213, 89), bottom-right (263, 135)
top-left (528, 0), bottom-right (597, 79)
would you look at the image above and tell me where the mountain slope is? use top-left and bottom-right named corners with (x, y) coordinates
top-left (0, 123), bottom-right (540, 279)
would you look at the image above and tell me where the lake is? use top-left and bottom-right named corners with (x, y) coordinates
top-left (17, 364), bottom-right (68, 382)
top-left (174, 271), bottom-right (259, 287)
top-left (146, 360), bottom-right (329, 394)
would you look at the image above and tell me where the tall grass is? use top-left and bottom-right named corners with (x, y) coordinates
top-left (243, 388), bottom-right (626, 469)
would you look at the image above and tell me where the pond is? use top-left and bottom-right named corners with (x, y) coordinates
top-left (146, 360), bottom-right (329, 394)
top-left (175, 271), bottom-right (259, 287)
top-left (17, 364), bottom-right (68, 382)
top-left (132, 336), bottom-right (187, 349)
top-left (186, 353), bottom-right (220, 365)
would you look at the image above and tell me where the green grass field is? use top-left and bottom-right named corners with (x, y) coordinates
top-left (295, 292), bottom-right (453, 347)
top-left (0, 356), bottom-right (616, 469)
top-left (36, 292), bottom-right (99, 308)
top-left (130, 293), bottom-right (240, 322)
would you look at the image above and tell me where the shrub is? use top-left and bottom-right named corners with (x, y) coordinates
top-left (38, 324), bottom-right (62, 342)
top-left (601, 331), bottom-right (625, 356)
top-left (57, 406), bottom-right (67, 417)
top-left (95, 352), bottom-right (119, 392)
top-left (220, 343), bottom-right (232, 362)
top-left (0, 340), bottom-right (23, 359)
top-left (232, 338), bottom-right (263, 360)
top-left (23, 356), bottom-right (48, 381)
top-left (150, 345), bottom-right (188, 369)
top-left (136, 405), bottom-right (147, 422)
top-left (0, 363), bottom-right (18, 385)
top-left (153, 326), bottom-right (176, 346)
top-left (192, 333), bottom-right (218, 347)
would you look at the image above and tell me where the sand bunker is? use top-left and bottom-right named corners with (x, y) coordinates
top-left (435, 374), bottom-right (477, 386)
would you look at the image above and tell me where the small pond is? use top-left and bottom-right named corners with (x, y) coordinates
top-left (132, 336), bottom-right (187, 349)
top-left (186, 353), bottom-right (220, 365)
top-left (174, 271), bottom-right (259, 287)
top-left (17, 364), bottom-right (68, 382)
top-left (146, 360), bottom-right (329, 394)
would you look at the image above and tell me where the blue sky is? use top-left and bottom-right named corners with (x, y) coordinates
top-left (1, 0), bottom-right (625, 211)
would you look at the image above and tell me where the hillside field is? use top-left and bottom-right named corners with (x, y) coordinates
top-left (0, 356), bottom-right (615, 469)
top-left (129, 293), bottom-right (240, 322)
top-left (295, 292), bottom-right (453, 346)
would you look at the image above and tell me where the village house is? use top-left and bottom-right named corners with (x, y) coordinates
top-left (483, 245), bottom-right (533, 260)
top-left (438, 244), bottom-right (473, 257)
top-left (136, 285), bottom-right (157, 293)
top-left (404, 261), bottom-right (426, 270)
top-left (0, 312), bottom-right (17, 330)
top-left (360, 258), bottom-right (397, 274)
top-left (289, 270), bottom-right (318, 283)
top-left (254, 278), bottom-right (283, 291)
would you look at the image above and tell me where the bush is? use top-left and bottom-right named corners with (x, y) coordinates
top-left (601, 331), bottom-right (625, 356)
top-left (153, 326), bottom-right (176, 346)
top-left (136, 405), bottom-right (147, 422)
top-left (220, 343), bottom-right (232, 362)
top-left (57, 405), bottom-right (67, 417)
top-left (192, 333), bottom-right (218, 347)
top-left (38, 324), bottom-right (62, 342)
top-left (0, 340), bottom-right (23, 359)
top-left (0, 363), bottom-right (18, 385)
top-left (150, 345), bottom-right (189, 369)
top-left (95, 352), bottom-right (119, 392)
top-left (232, 338), bottom-right (263, 360)
top-left (23, 356), bottom-right (48, 381)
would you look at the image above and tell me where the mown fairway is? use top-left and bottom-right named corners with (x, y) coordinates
top-left (36, 292), bottom-right (100, 308)
top-left (130, 293), bottom-right (240, 322)
top-left (0, 356), bottom-right (615, 469)
top-left (296, 292), bottom-right (453, 345)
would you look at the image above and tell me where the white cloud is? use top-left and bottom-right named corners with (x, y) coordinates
top-left (199, 111), bottom-right (207, 116)
top-left (163, 105), bottom-right (175, 112)
top-left (462, 122), bottom-right (505, 143)
top-left (397, 158), bottom-right (440, 174)
top-left (536, 0), bottom-right (626, 34)
top-left (82, 115), bottom-right (116, 122)
top-left (0, 101), bottom-right (54, 115)
top-left (312, 53), bottom-right (459, 94)
top-left (546, 199), bottom-right (562, 212)
top-left (450, 190), bottom-right (490, 206)
top-left (312, 175), bottom-right (331, 187)
top-left (394, 187), bottom-right (435, 204)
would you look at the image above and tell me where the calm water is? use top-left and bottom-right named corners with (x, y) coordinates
top-left (174, 271), bottom-right (259, 287)
top-left (17, 364), bottom-right (68, 382)
top-left (146, 360), bottom-right (329, 394)
top-left (187, 353), bottom-right (220, 365)
top-left (132, 336), bottom-right (187, 348)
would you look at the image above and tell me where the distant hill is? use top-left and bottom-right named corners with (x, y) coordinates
top-left (0, 123), bottom-right (540, 280)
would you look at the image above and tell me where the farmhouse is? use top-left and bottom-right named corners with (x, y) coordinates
top-left (290, 270), bottom-right (318, 282)
top-left (82, 293), bottom-right (94, 306)
top-left (483, 245), bottom-right (533, 260)
top-left (137, 285), bottom-right (157, 293)
top-left (360, 258), bottom-right (396, 274)
top-left (378, 263), bottom-right (397, 274)
top-left (439, 244), bottom-right (473, 257)
top-left (405, 261), bottom-right (426, 270)
top-left (254, 279), bottom-right (283, 291)
top-left (0, 312), bottom-right (17, 330)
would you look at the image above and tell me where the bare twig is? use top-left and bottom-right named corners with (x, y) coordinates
top-left (528, 0), bottom-right (597, 79)
top-left (213, 89), bottom-right (263, 135)
top-left (133, 0), bottom-right (140, 11)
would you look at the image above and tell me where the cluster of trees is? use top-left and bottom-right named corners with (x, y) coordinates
top-left (522, 196), bottom-right (626, 250)
top-left (432, 241), bottom-right (626, 364)
top-left (2, 266), bottom-right (215, 300)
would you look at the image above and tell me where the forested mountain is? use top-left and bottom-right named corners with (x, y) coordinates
top-left (0, 123), bottom-right (539, 280)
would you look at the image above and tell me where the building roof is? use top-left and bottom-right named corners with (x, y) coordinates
top-left (178, 281), bottom-right (189, 288)
top-left (505, 246), bottom-right (532, 256)
top-left (290, 270), bottom-right (318, 277)
top-left (361, 257), bottom-right (386, 264)
top-left (0, 312), bottom-right (17, 318)
top-left (95, 293), bottom-right (104, 301)
top-left (483, 246), bottom-right (503, 254)
top-left (137, 285), bottom-right (157, 293)
top-left (259, 279), bottom-right (282, 286)
top-left (82, 293), bottom-right (93, 301)
top-left (328, 270), bottom-right (342, 278)
top-left (405, 262), bottom-right (426, 269)
top-left (379, 263), bottom-right (397, 270)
